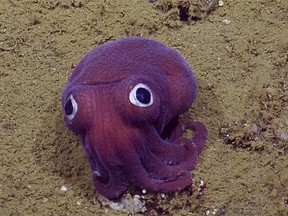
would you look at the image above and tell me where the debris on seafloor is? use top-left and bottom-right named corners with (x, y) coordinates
top-left (98, 194), bottom-right (147, 214)
top-left (149, 0), bottom-right (221, 21)
top-left (60, 185), bottom-right (68, 192)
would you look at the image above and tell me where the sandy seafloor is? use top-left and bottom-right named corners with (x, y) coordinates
top-left (0, 0), bottom-right (287, 215)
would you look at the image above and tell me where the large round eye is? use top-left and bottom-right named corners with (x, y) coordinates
top-left (64, 94), bottom-right (78, 120)
top-left (129, 83), bottom-right (154, 107)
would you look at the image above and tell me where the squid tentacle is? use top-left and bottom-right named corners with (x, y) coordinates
top-left (119, 147), bottom-right (193, 193)
top-left (84, 136), bottom-right (129, 199)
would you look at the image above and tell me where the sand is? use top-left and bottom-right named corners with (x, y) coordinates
top-left (0, 0), bottom-right (287, 215)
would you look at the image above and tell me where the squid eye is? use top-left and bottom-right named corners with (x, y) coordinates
top-left (64, 95), bottom-right (78, 120)
top-left (129, 83), bottom-right (154, 107)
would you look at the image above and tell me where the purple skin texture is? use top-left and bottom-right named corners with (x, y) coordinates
top-left (62, 36), bottom-right (208, 199)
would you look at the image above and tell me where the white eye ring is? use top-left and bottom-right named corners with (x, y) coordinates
top-left (64, 94), bottom-right (78, 120)
top-left (129, 83), bottom-right (154, 107)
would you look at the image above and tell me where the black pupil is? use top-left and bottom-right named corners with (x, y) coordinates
top-left (136, 87), bottom-right (151, 104)
top-left (65, 99), bottom-right (73, 115)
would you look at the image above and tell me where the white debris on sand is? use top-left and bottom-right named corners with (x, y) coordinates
top-left (60, 185), bottom-right (67, 192)
top-left (99, 194), bottom-right (146, 214)
top-left (222, 18), bottom-right (231, 25)
top-left (218, 0), bottom-right (224, 7)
